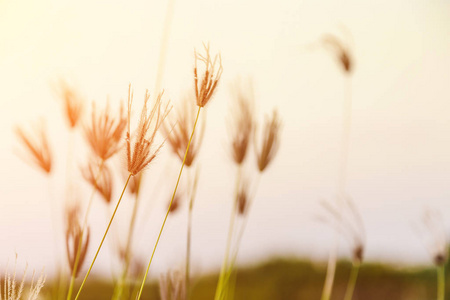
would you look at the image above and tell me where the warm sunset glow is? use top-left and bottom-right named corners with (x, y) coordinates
top-left (1, 0), bottom-right (450, 299)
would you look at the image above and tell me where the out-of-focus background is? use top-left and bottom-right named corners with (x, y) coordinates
top-left (1, 0), bottom-right (450, 298)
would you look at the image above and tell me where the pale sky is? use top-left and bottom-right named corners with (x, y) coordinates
top-left (1, 0), bottom-right (450, 279)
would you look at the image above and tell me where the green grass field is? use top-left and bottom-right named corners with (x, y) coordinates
top-left (42, 257), bottom-right (449, 300)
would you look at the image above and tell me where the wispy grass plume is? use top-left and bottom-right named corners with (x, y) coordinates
top-left (15, 121), bottom-right (52, 174)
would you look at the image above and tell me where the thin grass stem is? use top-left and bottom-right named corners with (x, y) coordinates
top-left (112, 186), bottom-right (142, 300)
top-left (438, 265), bottom-right (445, 300)
top-left (214, 166), bottom-right (241, 300)
top-left (343, 263), bottom-right (360, 300)
top-left (219, 173), bottom-right (261, 298)
top-left (186, 189), bottom-right (193, 300)
top-left (66, 161), bottom-right (104, 300)
top-left (136, 106), bottom-right (202, 300)
top-left (60, 128), bottom-right (75, 300)
top-left (153, 0), bottom-right (175, 95)
top-left (74, 173), bottom-right (132, 300)
top-left (322, 75), bottom-right (352, 300)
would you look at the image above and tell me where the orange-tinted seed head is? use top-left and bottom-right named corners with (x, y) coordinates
top-left (126, 85), bottom-right (171, 176)
top-left (65, 205), bottom-right (90, 277)
top-left (194, 43), bottom-right (223, 107)
top-left (84, 101), bottom-right (127, 162)
top-left (255, 110), bottom-right (281, 172)
top-left (228, 79), bottom-right (254, 165)
top-left (56, 81), bottom-right (84, 128)
top-left (81, 161), bottom-right (113, 204)
top-left (162, 94), bottom-right (204, 167)
top-left (15, 122), bottom-right (53, 174)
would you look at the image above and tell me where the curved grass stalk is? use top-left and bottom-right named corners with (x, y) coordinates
top-left (136, 106), bottom-right (202, 300)
top-left (74, 173), bottom-right (132, 300)
top-left (343, 263), bottom-right (360, 300)
top-left (438, 265), bottom-right (445, 300)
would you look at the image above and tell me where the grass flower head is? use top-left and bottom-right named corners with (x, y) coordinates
top-left (84, 101), bottom-right (127, 162)
top-left (162, 94), bottom-right (204, 167)
top-left (65, 205), bottom-right (90, 278)
top-left (322, 33), bottom-right (353, 74)
top-left (15, 122), bottom-right (52, 174)
top-left (194, 43), bottom-right (223, 107)
top-left (56, 81), bottom-right (84, 128)
top-left (126, 85), bottom-right (171, 176)
top-left (318, 193), bottom-right (365, 265)
top-left (228, 79), bottom-right (255, 165)
top-left (81, 161), bottom-right (113, 204)
top-left (255, 110), bottom-right (282, 172)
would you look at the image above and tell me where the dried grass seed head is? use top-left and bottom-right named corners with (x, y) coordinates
top-left (81, 161), bottom-right (113, 204)
top-left (15, 122), bottom-right (53, 174)
top-left (162, 94), bottom-right (205, 167)
top-left (168, 190), bottom-right (184, 214)
top-left (237, 178), bottom-right (251, 216)
top-left (0, 257), bottom-right (46, 300)
top-left (255, 109), bottom-right (281, 172)
top-left (65, 205), bottom-right (90, 277)
top-left (228, 79), bottom-right (255, 165)
top-left (194, 43), bottom-right (223, 107)
top-left (84, 100), bottom-right (127, 161)
top-left (416, 208), bottom-right (448, 266)
top-left (126, 85), bottom-right (171, 176)
top-left (56, 80), bottom-right (84, 128)
top-left (317, 193), bottom-right (366, 264)
top-left (322, 34), bottom-right (353, 74)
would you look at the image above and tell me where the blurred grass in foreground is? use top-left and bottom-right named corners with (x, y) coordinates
top-left (42, 257), bottom-right (450, 300)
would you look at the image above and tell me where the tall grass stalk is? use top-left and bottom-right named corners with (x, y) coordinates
top-left (218, 174), bottom-right (261, 299)
top-left (66, 161), bottom-right (104, 300)
top-left (61, 129), bottom-right (75, 300)
top-left (46, 178), bottom-right (65, 300)
top-left (74, 173), bottom-right (132, 300)
top-left (321, 75), bottom-right (352, 300)
top-left (136, 106), bottom-right (202, 300)
top-left (121, 3), bottom-right (175, 292)
top-left (214, 166), bottom-right (241, 300)
top-left (343, 263), bottom-right (359, 300)
top-left (153, 0), bottom-right (175, 95)
top-left (186, 168), bottom-right (200, 300)
top-left (112, 187), bottom-right (142, 300)
top-left (438, 265), bottom-right (445, 300)
top-left (186, 179), bottom-right (194, 300)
